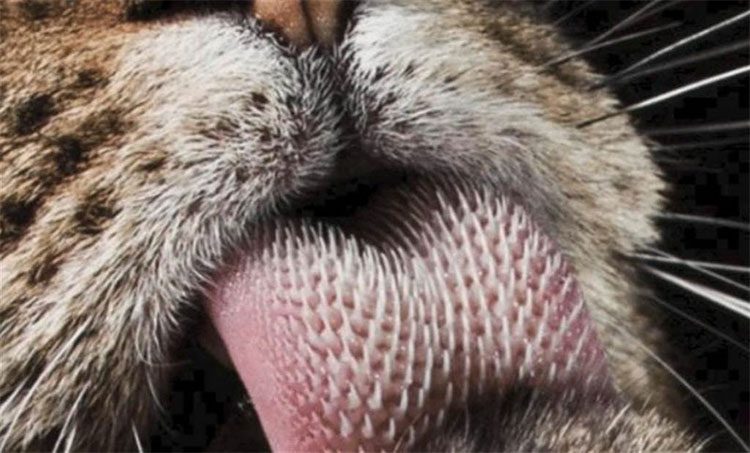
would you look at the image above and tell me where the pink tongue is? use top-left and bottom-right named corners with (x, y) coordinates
top-left (204, 181), bottom-right (612, 451)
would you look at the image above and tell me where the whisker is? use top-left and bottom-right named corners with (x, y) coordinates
top-left (641, 247), bottom-right (750, 292)
top-left (133, 332), bottom-right (190, 368)
top-left (613, 323), bottom-right (750, 451)
top-left (585, 0), bottom-right (670, 47)
top-left (652, 157), bottom-right (722, 172)
top-left (132, 424), bottom-right (145, 453)
top-left (609, 9), bottom-right (750, 81)
top-left (146, 372), bottom-right (166, 416)
top-left (551, 0), bottom-right (597, 26)
top-left (632, 253), bottom-right (750, 274)
top-left (63, 426), bottom-right (77, 453)
top-left (543, 21), bottom-right (681, 68)
top-left (689, 384), bottom-right (733, 396)
top-left (692, 336), bottom-right (725, 357)
top-left (655, 213), bottom-right (750, 231)
top-left (647, 295), bottom-right (749, 353)
top-left (695, 430), bottom-right (725, 451)
top-left (52, 385), bottom-right (87, 453)
top-left (0, 323), bottom-right (91, 452)
top-left (577, 65), bottom-right (750, 127)
top-left (643, 266), bottom-right (750, 319)
top-left (596, 41), bottom-right (749, 88)
top-left (652, 137), bottom-right (747, 151)
top-left (635, 0), bottom-right (687, 24)
top-left (0, 376), bottom-right (28, 415)
top-left (644, 120), bottom-right (750, 136)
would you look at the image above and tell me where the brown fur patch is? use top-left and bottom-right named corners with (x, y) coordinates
top-left (17, 0), bottom-right (53, 21)
top-left (74, 68), bottom-right (107, 89)
top-left (186, 198), bottom-right (202, 216)
top-left (0, 106), bottom-right (126, 254)
top-left (234, 167), bottom-right (249, 183)
top-left (10, 93), bottom-right (56, 135)
top-left (79, 108), bottom-right (124, 144)
top-left (258, 126), bottom-right (272, 143)
top-left (51, 135), bottom-right (89, 176)
top-left (123, 0), bottom-right (166, 21)
top-left (73, 188), bottom-right (119, 236)
top-left (138, 155), bottom-right (167, 173)
top-left (48, 108), bottom-right (126, 177)
top-left (0, 197), bottom-right (39, 253)
top-left (249, 92), bottom-right (269, 110)
top-left (27, 253), bottom-right (61, 286)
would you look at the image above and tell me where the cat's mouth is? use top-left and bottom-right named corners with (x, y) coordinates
top-left (199, 174), bottom-right (615, 450)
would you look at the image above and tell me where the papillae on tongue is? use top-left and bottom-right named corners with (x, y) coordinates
top-left (204, 180), bottom-right (613, 451)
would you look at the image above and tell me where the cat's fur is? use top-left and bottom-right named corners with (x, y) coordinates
top-left (0, 0), bottom-right (730, 450)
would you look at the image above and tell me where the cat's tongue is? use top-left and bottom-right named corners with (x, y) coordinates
top-left (204, 179), bottom-right (613, 451)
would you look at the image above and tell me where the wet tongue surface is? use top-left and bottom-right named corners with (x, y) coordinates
top-left (204, 179), bottom-right (613, 451)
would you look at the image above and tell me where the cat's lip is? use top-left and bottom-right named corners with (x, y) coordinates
top-left (202, 176), bottom-right (614, 450)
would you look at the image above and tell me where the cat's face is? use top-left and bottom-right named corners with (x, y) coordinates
top-left (0, 0), bottom-right (709, 450)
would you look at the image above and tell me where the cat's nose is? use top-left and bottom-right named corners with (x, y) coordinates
top-left (253, 0), bottom-right (348, 48)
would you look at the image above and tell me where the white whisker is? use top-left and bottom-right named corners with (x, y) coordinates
top-left (632, 253), bottom-right (750, 274)
top-left (544, 21), bottom-right (681, 68)
top-left (599, 41), bottom-right (749, 87)
top-left (132, 424), bottom-right (145, 453)
top-left (613, 324), bottom-right (750, 451)
top-left (52, 385), bottom-right (87, 453)
top-left (146, 372), bottom-right (166, 415)
top-left (578, 65), bottom-right (750, 127)
top-left (551, 0), bottom-right (597, 26)
top-left (0, 376), bottom-right (28, 415)
top-left (0, 323), bottom-right (90, 452)
top-left (641, 247), bottom-right (750, 292)
top-left (652, 157), bottom-right (721, 172)
top-left (653, 137), bottom-right (747, 151)
top-left (613, 9), bottom-right (750, 79)
top-left (644, 120), bottom-right (750, 136)
top-left (643, 266), bottom-right (750, 319)
top-left (695, 430), bottom-right (725, 451)
top-left (63, 426), bottom-right (77, 453)
top-left (647, 295), bottom-right (749, 353)
top-left (585, 0), bottom-right (670, 47)
top-left (655, 213), bottom-right (750, 231)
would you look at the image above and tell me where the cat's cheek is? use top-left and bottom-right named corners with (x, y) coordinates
top-left (109, 18), bottom-right (342, 210)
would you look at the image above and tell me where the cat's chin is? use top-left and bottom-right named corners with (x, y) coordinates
top-left (200, 176), bottom-right (616, 450)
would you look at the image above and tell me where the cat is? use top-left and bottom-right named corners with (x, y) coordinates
top-left (0, 0), bottom-right (746, 451)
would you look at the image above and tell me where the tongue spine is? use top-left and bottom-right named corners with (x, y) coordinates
top-left (206, 181), bottom-right (613, 451)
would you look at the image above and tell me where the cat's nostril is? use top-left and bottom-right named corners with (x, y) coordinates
top-left (253, 0), bottom-right (351, 48)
